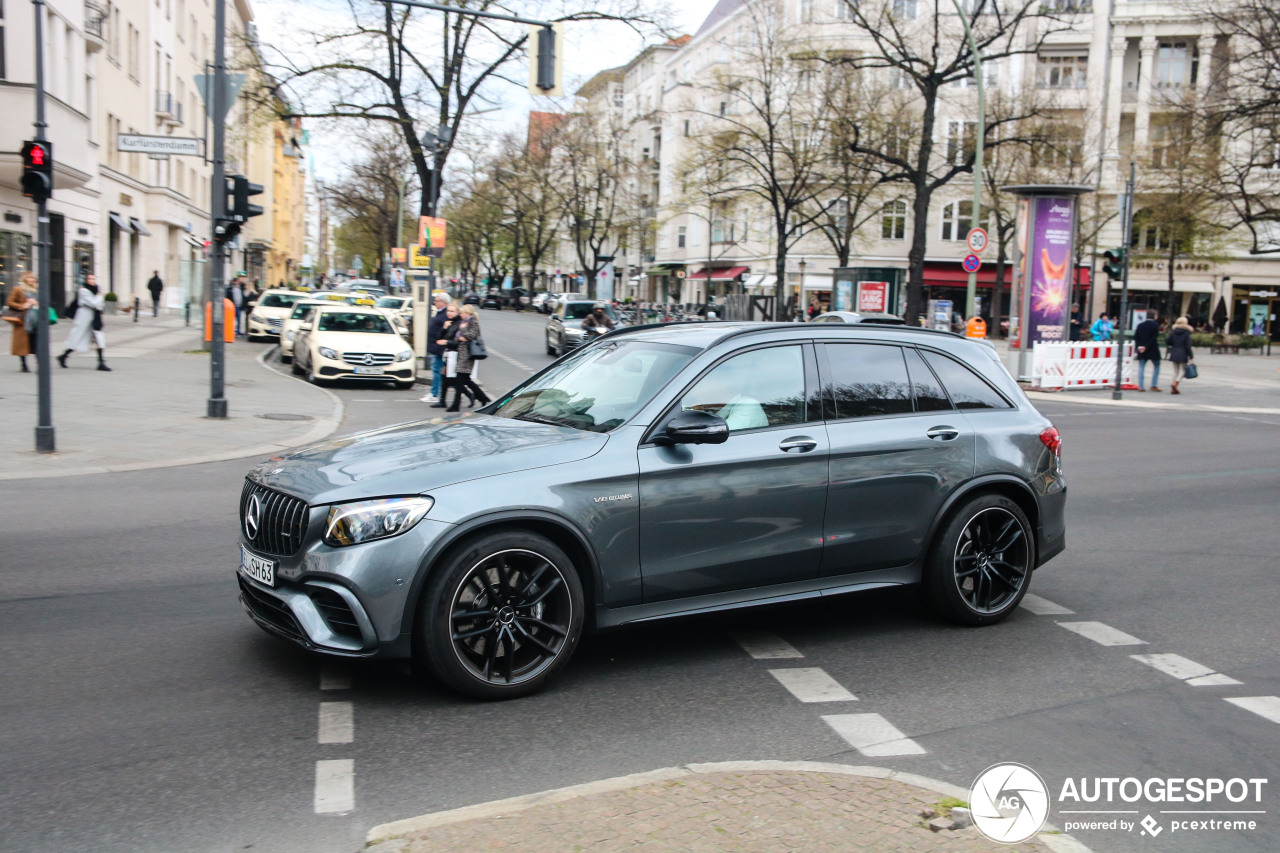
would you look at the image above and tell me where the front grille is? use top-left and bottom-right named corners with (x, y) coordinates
top-left (268, 317), bottom-right (284, 329)
top-left (240, 479), bottom-right (309, 556)
top-left (239, 575), bottom-right (305, 641)
top-left (309, 588), bottom-right (362, 640)
top-left (341, 352), bottom-right (395, 366)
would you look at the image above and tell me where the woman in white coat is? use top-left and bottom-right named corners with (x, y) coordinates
top-left (57, 273), bottom-right (111, 371)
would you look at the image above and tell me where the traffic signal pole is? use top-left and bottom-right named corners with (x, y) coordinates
top-left (207, 0), bottom-right (228, 418)
top-left (31, 0), bottom-right (54, 452)
top-left (1112, 163), bottom-right (1136, 401)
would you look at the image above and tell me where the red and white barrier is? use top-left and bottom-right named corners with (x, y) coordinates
top-left (1031, 341), bottom-right (1135, 390)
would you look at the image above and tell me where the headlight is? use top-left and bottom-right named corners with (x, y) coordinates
top-left (566, 328), bottom-right (583, 340)
top-left (286, 330), bottom-right (296, 341)
top-left (396, 349), bottom-right (413, 362)
top-left (323, 497), bottom-right (434, 547)
top-left (318, 346), bottom-right (339, 360)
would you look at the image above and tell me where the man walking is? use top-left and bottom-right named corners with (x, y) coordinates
top-left (226, 276), bottom-right (246, 337)
top-left (147, 271), bottom-right (164, 316)
top-left (1133, 313), bottom-right (1162, 391)
top-left (420, 292), bottom-right (449, 402)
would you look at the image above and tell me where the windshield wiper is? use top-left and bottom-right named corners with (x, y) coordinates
top-left (513, 412), bottom-right (577, 429)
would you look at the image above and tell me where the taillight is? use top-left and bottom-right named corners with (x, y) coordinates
top-left (1039, 426), bottom-right (1062, 457)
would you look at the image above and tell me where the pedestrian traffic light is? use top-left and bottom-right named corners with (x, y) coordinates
top-left (20, 140), bottom-right (54, 202)
top-left (1102, 247), bottom-right (1126, 280)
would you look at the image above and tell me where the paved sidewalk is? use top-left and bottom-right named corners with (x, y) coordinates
top-left (365, 762), bottom-right (1089, 853)
top-left (0, 313), bottom-right (343, 479)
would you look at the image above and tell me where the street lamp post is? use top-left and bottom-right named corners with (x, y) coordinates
top-left (951, 0), bottom-right (984, 319)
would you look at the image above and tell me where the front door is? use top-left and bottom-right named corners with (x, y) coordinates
top-left (818, 343), bottom-right (976, 575)
top-left (638, 344), bottom-right (828, 602)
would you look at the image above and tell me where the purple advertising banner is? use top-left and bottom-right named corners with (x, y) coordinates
top-left (1024, 197), bottom-right (1076, 344)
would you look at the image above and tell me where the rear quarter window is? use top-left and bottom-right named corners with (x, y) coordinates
top-left (920, 350), bottom-right (1012, 410)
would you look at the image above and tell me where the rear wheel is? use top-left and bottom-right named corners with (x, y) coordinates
top-left (923, 495), bottom-right (1033, 626)
top-left (417, 530), bottom-right (584, 700)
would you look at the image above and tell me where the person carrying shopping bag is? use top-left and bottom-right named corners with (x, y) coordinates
top-left (57, 273), bottom-right (111, 371)
top-left (1166, 316), bottom-right (1195, 395)
top-left (6, 271), bottom-right (38, 372)
top-left (446, 304), bottom-right (491, 412)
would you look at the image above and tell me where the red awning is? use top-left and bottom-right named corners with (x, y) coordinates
top-left (689, 265), bottom-right (750, 281)
top-left (921, 262), bottom-right (1091, 288)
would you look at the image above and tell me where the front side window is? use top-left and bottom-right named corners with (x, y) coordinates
top-left (493, 340), bottom-right (697, 433)
top-left (822, 344), bottom-right (912, 420)
top-left (920, 350), bottom-right (1011, 410)
top-left (681, 346), bottom-right (806, 432)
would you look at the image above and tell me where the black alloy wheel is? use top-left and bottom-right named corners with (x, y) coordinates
top-left (419, 531), bottom-right (584, 699)
top-left (924, 494), bottom-right (1033, 626)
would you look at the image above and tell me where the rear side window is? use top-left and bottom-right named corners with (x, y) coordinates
top-left (920, 350), bottom-right (1012, 410)
top-left (823, 344), bottom-right (912, 420)
top-left (904, 348), bottom-right (952, 412)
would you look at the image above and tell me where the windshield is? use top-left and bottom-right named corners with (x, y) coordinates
top-left (490, 340), bottom-right (698, 433)
top-left (317, 312), bottom-right (394, 334)
top-left (376, 297), bottom-right (407, 309)
top-left (261, 293), bottom-right (304, 308)
top-left (290, 303), bottom-right (322, 319)
top-left (564, 303), bottom-right (618, 321)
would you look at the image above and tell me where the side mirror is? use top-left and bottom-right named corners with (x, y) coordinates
top-left (299, 322), bottom-right (313, 331)
top-left (656, 409), bottom-right (729, 446)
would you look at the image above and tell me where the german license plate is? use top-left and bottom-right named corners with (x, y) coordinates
top-left (354, 366), bottom-right (384, 375)
top-left (240, 545), bottom-right (275, 587)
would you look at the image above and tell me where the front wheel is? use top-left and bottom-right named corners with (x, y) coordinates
top-left (923, 495), bottom-right (1033, 626)
top-left (417, 530), bottom-right (584, 700)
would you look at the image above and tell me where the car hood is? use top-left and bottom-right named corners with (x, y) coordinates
top-left (246, 414), bottom-right (607, 505)
top-left (313, 331), bottom-right (409, 352)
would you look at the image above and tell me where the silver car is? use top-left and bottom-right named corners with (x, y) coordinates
top-left (237, 322), bottom-right (1066, 699)
top-left (545, 300), bottom-right (625, 356)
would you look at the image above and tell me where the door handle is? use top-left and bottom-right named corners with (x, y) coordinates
top-left (926, 426), bottom-right (960, 441)
top-left (779, 436), bottom-right (819, 453)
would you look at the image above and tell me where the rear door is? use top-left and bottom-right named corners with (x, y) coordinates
top-left (818, 343), bottom-right (976, 576)
top-left (637, 344), bottom-right (829, 602)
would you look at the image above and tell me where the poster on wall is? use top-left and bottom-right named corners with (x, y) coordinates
top-left (835, 280), bottom-right (853, 311)
top-left (856, 281), bottom-right (888, 313)
top-left (1021, 196), bottom-right (1076, 345)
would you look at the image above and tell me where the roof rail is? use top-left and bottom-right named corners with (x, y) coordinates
top-left (706, 322), bottom-right (964, 347)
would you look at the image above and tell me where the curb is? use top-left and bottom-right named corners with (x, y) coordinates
top-left (1025, 389), bottom-right (1280, 416)
top-left (365, 760), bottom-right (1092, 853)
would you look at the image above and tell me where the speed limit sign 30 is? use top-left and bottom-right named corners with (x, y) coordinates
top-left (966, 228), bottom-right (989, 254)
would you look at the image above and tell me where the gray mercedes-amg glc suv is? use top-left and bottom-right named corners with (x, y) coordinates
top-left (237, 322), bottom-right (1065, 699)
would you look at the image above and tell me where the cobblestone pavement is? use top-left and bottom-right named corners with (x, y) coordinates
top-left (368, 764), bottom-right (1081, 853)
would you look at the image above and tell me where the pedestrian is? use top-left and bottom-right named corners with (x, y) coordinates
top-left (226, 276), bottom-right (246, 336)
top-left (1089, 312), bottom-right (1114, 341)
top-left (1166, 315), bottom-right (1195, 395)
top-left (57, 273), bottom-right (110, 371)
top-left (445, 304), bottom-right (491, 412)
top-left (1133, 313), bottom-right (1162, 392)
top-left (1069, 304), bottom-right (1083, 342)
top-left (146, 270), bottom-right (164, 316)
top-left (420, 292), bottom-right (449, 403)
top-left (245, 279), bottom-right (261, 326)
top-left (807, 298), bottom-right (820, 321)
top-left (430, 301), bottom-right (462, 409)
top-left (6, 271), bottom-right (38, 372)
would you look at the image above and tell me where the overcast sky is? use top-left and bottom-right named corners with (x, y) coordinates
top-left (251, 0), bottom-right (720, 184)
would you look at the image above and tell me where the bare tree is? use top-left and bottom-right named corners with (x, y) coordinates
top-left (554, 110), bottom-right (632, 297)
top-left (328, 128), bottom-right (419, 276)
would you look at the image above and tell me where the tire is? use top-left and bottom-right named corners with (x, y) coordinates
top-left (308, 365), bottom-right (325, 386)
top-left (281, 354), bottom-right (292, 364)
top-left (290, 357), bottom-right (303, 375)
top-left (555, 334), bottom-right (566, 357)
top-left (546, 334), bottom-right (557, 356)
top-left (416, 530), bottom-right (585, 700)
top-left (923, 494), bottom-right (1034, 626)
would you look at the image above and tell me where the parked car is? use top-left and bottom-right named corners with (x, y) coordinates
top-left (545, 299), bottom-right (625, 356)
top-left (290, 305), bottom-right (415, 389)
top-left (279, 299), bottom-right (335, 363)
top-left (481, 293), bottom-right (504, 310)
top-left (237, 321), bottom-right (1065, 700)
top-left (531, 291), bottom-right (553, 313)
top-left (374, 296), bottom-right (414, 338)
top-left (247, 290), bottom-right (311, 341)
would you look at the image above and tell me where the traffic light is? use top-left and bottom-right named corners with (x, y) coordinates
top-left (21, 140), bottom-right (53, 202)
top-left (528, 23), bottom-right (562, 96)
top-left (215, 174), bottom-right (264, 243)
top-left (1102, 247), bottom-right (1126, 280)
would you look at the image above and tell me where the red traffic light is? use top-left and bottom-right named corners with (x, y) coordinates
top-left (28, 145), bottom-right (46, 166)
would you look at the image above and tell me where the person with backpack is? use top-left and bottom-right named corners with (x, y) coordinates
top-left (57, 273), bottom-right (111, 371)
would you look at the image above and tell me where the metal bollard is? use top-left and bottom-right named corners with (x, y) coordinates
top-left (134, 296), bottom-right (140, 322)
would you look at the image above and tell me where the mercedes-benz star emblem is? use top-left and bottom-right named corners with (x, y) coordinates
top-left (245, 494), bottom-right (262, 540)
top-left (362, 353), bottom-right (375, 365)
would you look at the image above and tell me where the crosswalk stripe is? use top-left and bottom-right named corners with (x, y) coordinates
top-left (822, 713), bottom-right (926, 756)
top-left (731, 631), bottom-right (803, 660)
top-left (769, 668), bottom-right (857, 703)
top-left (1130, 654), bottom-right (1241, 685)
top-left (1225, 696), bottom-right (1280, 725)
top-left (1019, 593), bottom-right (1075, 615)
top-left (1059, 621), bottom-right (1147, 646)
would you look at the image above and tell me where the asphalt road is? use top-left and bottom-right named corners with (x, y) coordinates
top-left (2, 310), bottom-right (1277, 853)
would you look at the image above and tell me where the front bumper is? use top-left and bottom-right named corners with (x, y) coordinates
top-left (249, 315), bottom-right (283, 337)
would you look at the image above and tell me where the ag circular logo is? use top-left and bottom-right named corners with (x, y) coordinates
top-left (969, 763), bottom-right (1050, 843)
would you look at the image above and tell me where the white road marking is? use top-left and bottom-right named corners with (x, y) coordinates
top-left (731, 631), bottom-right (804, 660)
top-left (1019, 593), bottom-right (1075, 615)
top-left (318, 702), bottom-right (354, 744)
top-left (320, 663), bottom-right (352, 690)
top-left (314, 759), bottom-right (355, 814)
top-left (1130, 654), bottom-right (1241, 685)
top-left (488, 345), bottom-right (534, 373)
top-left (1059, 621), bottom-right (1147, 646)
top-left (1225, 696), bottom-right (1280, 725)
top-left (822, 713), bottom-right (926, 756)
top-left (768, 668), bottom-right (857, 703)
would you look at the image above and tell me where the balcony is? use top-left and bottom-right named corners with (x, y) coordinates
top-left (84, 1), bottom-right (106, 52)
top-left (155, 91), bottom-right (183, 126)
